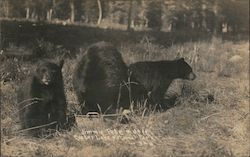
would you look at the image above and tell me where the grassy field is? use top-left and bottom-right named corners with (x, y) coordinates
top-left (1, 37), bottom-right (249, 157)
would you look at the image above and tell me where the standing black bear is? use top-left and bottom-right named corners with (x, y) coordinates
top-left (128, 58), bottom-right (196, 110)
top-left (17, 59), bottom-right (67, 137)
top-left (73, 41), bottom-right (146, 114)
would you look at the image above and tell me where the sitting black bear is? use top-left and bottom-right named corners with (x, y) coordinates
top-left (17, 59), bottom-right (70, 137)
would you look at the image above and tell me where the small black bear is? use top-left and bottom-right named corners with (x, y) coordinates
top-left (73, 41), bottom-right (146, 114)
top-left (17, 59), bottom-right (68, 137)
top-left (129, 58), bottom-right (196, 110)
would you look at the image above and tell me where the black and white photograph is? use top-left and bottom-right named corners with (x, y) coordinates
top-left (0, 0), bottom-right (249, 156)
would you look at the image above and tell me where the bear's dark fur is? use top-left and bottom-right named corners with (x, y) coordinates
top-left (17, 59), bottom-right (68, 137)
top-left (73, 41), bottom-right (146, 114)
top-left (129, 58), bottom-right (196, 110)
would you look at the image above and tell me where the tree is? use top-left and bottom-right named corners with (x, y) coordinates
top-left (146, 0), bottom-right (162, 30)
top-left (69, 0), bottom-right (75, 22)
top-left (220, 0), bottom-right (249, 33)
top-left (107, 1), bottom-right (130, 25)
top-left (127, 0), bottom-right (132, 30)
top-left (212, 0), bottom-right (221, 35)
top-left (1, 0), bottom-right (10, 18)
top-left (82, 0), bottom-right (98, 23)
top-left (97, 0), bottom-right (102, 25)
top-left (46, 0), bottom-right (55, 21)
top-left (161, 0), bottom-right (170, 31)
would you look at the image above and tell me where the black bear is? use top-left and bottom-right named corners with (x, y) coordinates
top-left (73, 41), bottom-right (146, 114)
top-left (17, 59), bottom-right (68, 137)
top-left (128, 58), bottom-right (196, 110)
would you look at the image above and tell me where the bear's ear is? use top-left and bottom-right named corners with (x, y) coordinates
top-left (58, 59), bottom-right (64, 69)
top-left (177, 57), bottom-right (185, 62)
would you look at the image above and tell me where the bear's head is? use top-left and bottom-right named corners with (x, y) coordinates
top-left (177, 58), bottom-right (196, 80)
top-left (35, 60), bottom-right (64, 86)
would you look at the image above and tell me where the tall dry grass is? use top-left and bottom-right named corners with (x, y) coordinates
top-left (1, 38), bottom-right (249, 157)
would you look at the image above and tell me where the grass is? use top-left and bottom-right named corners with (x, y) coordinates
top-left (1, 38), bottom-right (249, 157)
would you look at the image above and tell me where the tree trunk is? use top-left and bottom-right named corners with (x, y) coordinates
top-left (161, 0), bottom-right (169, 31)
top-left (97, 0), bottom-right (102, 25)
top-left (4, 0), bottom-right (9, 18)
top-left (213, 1), bottom-right (220, 35)
top-left (26, 8), bottom-right (30, 19)
top-left (127, 0), bottom-right (133, 31)
top-left (70, 0), bottom-right (75, 23)
top-left (47, 9), bottom-right (53, 21)
top-left (201, 2), bottom-right (207, 31)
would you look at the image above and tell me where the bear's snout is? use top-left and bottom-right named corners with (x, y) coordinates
top-left (188, 72), bottom-right (196, 80)
top-left (42, 74), bottom-right (51, 85)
